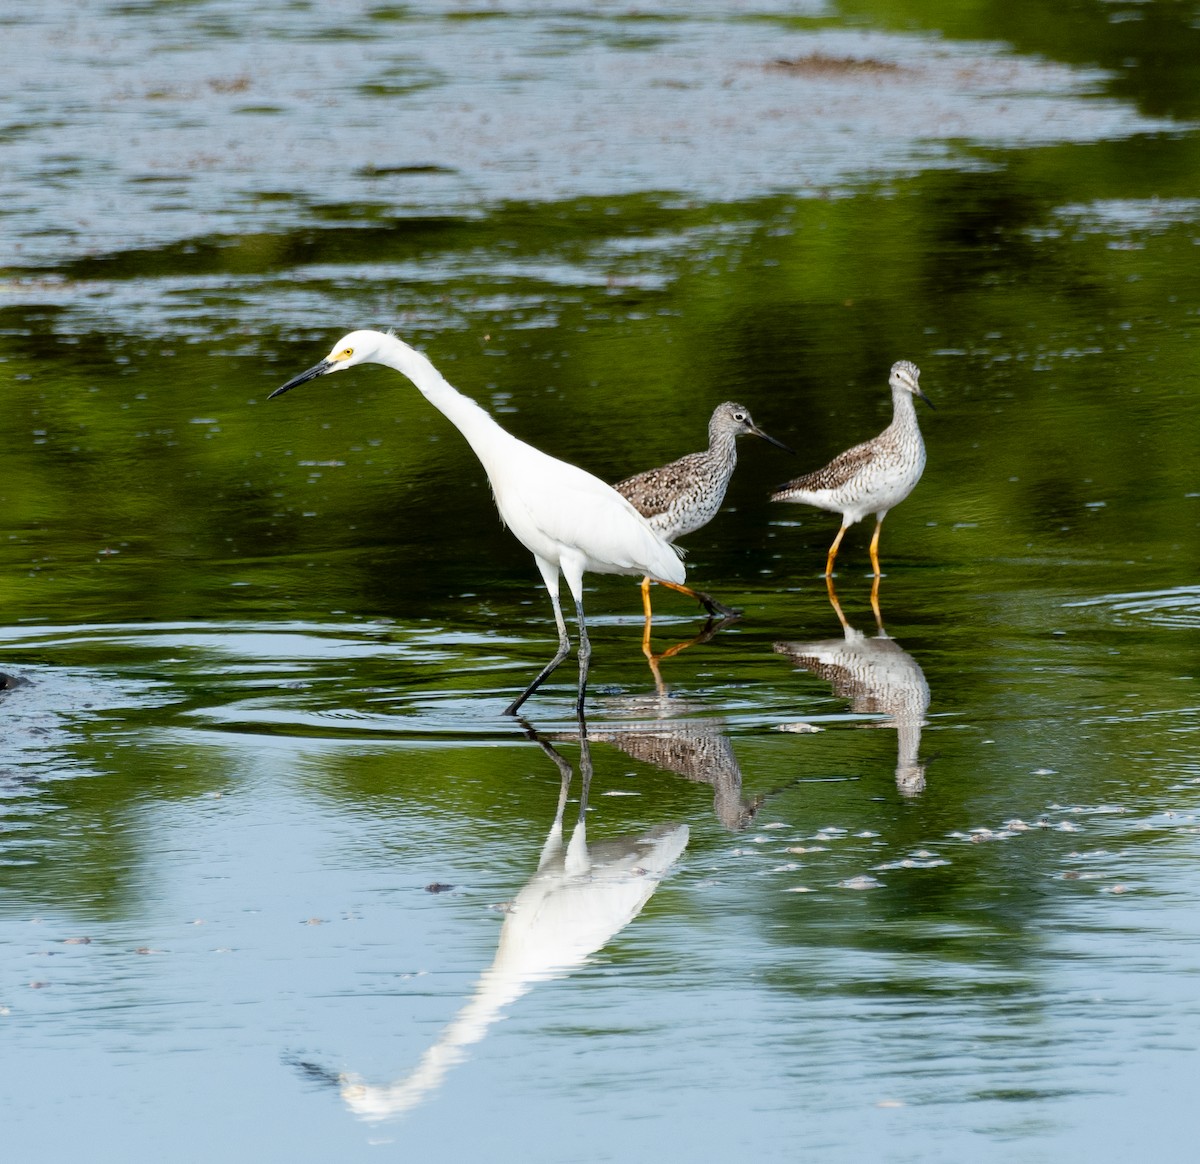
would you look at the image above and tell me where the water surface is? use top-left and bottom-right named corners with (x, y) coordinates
top-left (2, 2), bottom-right (1198, 1161)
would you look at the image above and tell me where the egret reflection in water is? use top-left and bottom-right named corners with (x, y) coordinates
top-left (775, 579), bottom-right (930, 795)
top-left (331, 727), bottom-right (688, 1122)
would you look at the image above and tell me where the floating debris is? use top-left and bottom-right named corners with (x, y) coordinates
top-left (968, 828), bottom-right (1017, 842)
top-left (874, 856), bottom-right (950, 871)
top-left (837, 875), bottom-right (882, 890)
top-left (814, 827), bottom-right (848, 841)
top-left (765, 54), bottom-right (909, 78)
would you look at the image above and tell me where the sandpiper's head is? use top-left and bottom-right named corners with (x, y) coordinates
top-left (270, 329), bottom-right (392, 399)
top-left (889, 360), bottom-right (933, 409)
top-left (712, 402), bottom-right (793, 453)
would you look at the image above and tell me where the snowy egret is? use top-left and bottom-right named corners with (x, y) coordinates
top-left (615, 402), bottom-right (791, 619)
top-left (270, 329), bottom-right (685, 715)
top-left (770, 361), bottom-right (931, 576)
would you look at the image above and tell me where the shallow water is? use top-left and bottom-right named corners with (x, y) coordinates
top-left (2, 2), bottom-right (1199, 1161)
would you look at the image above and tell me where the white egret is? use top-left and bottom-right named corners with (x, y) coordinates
top-left (270, 329), bottom-right (685, 715)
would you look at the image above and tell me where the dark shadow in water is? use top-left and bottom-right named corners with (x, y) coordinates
top-left (296, 718), bottom-right (687, 1122)
top-left (774, 577), bottom-right (930, 796)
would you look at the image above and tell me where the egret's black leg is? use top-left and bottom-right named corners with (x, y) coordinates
top-left (505, 583), bottom-right (571, 716)
top-left (573, 597), bottom-right (591, 716)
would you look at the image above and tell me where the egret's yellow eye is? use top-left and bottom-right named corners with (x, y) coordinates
top-left (339, 347), bottom-right (354, 360)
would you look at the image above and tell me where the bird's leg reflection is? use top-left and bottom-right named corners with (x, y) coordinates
top-left (333, 719), bottom-right (687, 1123)
top-left (776, 583), bottom-right (929, 796)
top-left (641, 610), bottom-right (742, 696)
top-left (830, 568), bottom-right (888, 638)
top-left (825, 573), bottom-right (852, 633)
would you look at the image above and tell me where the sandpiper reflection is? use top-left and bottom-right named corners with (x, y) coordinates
top-left (775, 578), bottom-right (929, 795)
top-left (591, 715), bottom-right (765, 830)
top-left (334, 727), bottom-right (688, 1122)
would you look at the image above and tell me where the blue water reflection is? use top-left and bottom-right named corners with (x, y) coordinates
top-left (3, 0), bottom-right (1200, 1160)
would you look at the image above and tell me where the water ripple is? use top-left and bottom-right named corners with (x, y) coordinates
top-left (1067, 587), bottom-right (1200, 629)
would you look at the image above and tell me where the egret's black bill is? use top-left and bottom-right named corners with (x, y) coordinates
top-left (269, 359), bottom-right (332, 399)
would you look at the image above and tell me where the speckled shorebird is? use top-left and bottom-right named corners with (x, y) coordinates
top-left (615, 402), bottom-right (791, 618)
top-left (771, 360), bottom-right (932, 577)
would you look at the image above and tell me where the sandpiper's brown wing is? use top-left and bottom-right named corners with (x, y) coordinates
top-left (772, 440), bottom-right (878, 498)
top-left (616, 450), bottom-right (709, 520)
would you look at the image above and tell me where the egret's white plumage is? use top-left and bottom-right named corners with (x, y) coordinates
top-left (270, 329), bottom-right (684, 714)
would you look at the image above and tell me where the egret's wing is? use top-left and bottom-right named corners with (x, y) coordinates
top-left (496, 446), bottom-right (685, 582)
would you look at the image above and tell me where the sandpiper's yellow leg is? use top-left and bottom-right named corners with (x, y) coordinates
top-left (658, 580), bottom-right (704, 602)
top-left (868, 518), bottom-right (884, 577)
top-left (870, 572), bottom-right (884, 632)
top-left (646, 579), bottom-right (734, 617)
top-left (640, 577), bottom-right (655, 659)
top-left (825, 523), bottom-right (849, 577)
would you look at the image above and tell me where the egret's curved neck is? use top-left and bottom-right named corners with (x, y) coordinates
top-left (378, 334), bottom-right (511, 458)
